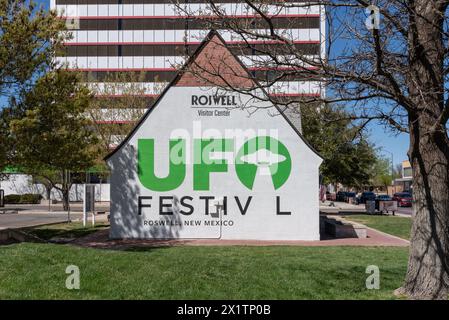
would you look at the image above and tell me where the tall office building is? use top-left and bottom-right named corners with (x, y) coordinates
top-left (52, 0), bottom-right (325, 147)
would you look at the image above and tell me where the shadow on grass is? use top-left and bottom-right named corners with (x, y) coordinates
top-left (122, 245), bottom-right (176, 252)
top-left (324, 211), bottom-right (391, 216)
top-left (22, 223), bottom-right (109, 241)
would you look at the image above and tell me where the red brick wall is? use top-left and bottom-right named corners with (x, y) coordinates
top-left (175, 35), bottom-right (255, 88)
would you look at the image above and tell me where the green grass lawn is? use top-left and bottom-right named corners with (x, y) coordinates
top-left (343, 214), bottom-right (412, 240)
top-left (0, 242), bottom-right (408, 299)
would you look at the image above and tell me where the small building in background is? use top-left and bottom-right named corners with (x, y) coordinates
top-left (389, 160), bottom-right (413, 195)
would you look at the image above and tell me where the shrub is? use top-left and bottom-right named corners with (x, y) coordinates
top-left (19, 194), bottom-right (42, 204)
top-left (4, 194), bottom-right (42, 204)
top-left (4, 194), bottom-right (21, 204)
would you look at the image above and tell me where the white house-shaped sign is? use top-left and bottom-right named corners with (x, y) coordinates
top-left (106, 31), bottom-right (323, 241)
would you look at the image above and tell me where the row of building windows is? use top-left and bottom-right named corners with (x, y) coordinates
top-left (57, 0), bottom-right (312, 5)
top-left (63, 43), bottom-right (320, 56)
top-left (72, 17), bottom-right (320, 30)
top-left (81, 70), bottom-right (318, 82)
top-left (94, 95), bottom-right (157, 104)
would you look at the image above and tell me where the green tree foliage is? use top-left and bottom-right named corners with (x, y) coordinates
top-left (9, 69), bottom-right (99, 210)
top-left (0, 0), bottom-right (67, 173)
top-left (0, 0), bottom-right (66, 95)
top-left (301, 104), bottom-right (377, 188)
top-left (371, 156), bottom-right (393, 189)
top-left (87, 71), bottom-right (150, 159)
top-left (0, 110), bottom-right (10, 180)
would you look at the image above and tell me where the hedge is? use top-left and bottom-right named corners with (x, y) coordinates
top-left (4, 194), bottom-right (43, 204)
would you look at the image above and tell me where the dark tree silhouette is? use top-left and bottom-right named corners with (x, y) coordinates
top-left (174, 0), bottom-right (449, 299)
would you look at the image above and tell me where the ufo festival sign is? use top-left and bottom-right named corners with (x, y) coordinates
top-left (106, 31), bottom-right (323, 240)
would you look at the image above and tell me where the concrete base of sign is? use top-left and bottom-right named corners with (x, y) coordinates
top-left (323, 217), bottom-right (367, 239)
top-left (0, 228), bottom-right (43, 243)
top-left (73, 228), bottom-right (409, 248)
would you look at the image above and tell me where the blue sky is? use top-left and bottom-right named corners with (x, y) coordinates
top-left (36, 0), bottom-right (48, 8)
top-left (326, 4), bottom-right (410, 165)
top-left (368, 123), bottom-right (408, 165)
top-left (1, 0), bottom-right (410, 165)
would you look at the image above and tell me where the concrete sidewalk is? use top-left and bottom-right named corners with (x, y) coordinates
top-left (0, 212), bottom-right (108, 230)
top-left (72, 226), bottom-right (409, 250)
top-left (320, 201), bottom-right (413, 218)
top-left (0, 201), bottom-right (110, 230)
top-left (320, 201), bottom-right (367, 214)
top-left (1, 202), bottom-right (110, 214)
top-left (0, 213), bottom-right (71, 230)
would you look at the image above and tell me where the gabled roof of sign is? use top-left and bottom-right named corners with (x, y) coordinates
top-left (105, 30), bottom-right (322, 161)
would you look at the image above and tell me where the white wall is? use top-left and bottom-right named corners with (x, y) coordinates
top-left (0, 174), bottom-right (110, 202)
top-left (108, 86), bottom-right (322, 241)
top-left (0, 174), bottom-right (44, 196)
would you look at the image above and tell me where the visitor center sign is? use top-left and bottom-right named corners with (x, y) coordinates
top-left (106, 31), bottom-right (323, 241)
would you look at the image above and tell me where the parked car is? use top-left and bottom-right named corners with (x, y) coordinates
top-left (345, 192), bottom-right (356, 197)
top-left (336, 191), bottom-right (357, 202)
top-left (357, 191), bottom-right (376, 204)
top-left (345, 192), bottom-right (357, 203)
top-left (376, 195), bottom-right (393, 201)
top-left (393, 192), bottom-right (412, 207)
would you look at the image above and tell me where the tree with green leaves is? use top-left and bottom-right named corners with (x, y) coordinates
top-left (87, 71), bottom-right (150, 159)
top-left (371, 156), bottom-right (393, 190)
top-left (9, 69), bottom-right (99, 212)
top-left (301, 104), bottom-right (377, 189)
top-left (31, 170), bottom-right (63, 210)
top-left (0, 110), bottom-right (10, 180)
top-left (0, 0), bottom-right (66, 95)
top-left (0, 0), bottom-right (67, 173)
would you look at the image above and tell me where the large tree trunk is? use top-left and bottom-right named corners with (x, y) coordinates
top-left (397, 0), bottom-right (449, 299)
top-left (399, 119), bottom-right (449, 299)
top-left (62, 189), bottom-right (69, 212)
top-left (45, 185), bottom-right (52, 212)
top-left (61, 170), bottom-right (71, 213)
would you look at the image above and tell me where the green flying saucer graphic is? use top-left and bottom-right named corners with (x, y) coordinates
top-left (235, 136), bottom-right (292, 190)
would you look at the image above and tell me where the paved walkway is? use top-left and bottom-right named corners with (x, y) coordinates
top-left (0, 202), bottom-right (110, 230)
top-left (0, 202), bottom-right (110, 214)
top-left (1, 200), bottom-right (409, 248)
top-left (0, 212), bottom-right (108, 230)
top-left (319, 201), bottom-right (367, 214)
top-left (0, 213), bottom-right (72, 230)
top-left (320, 201), bottom-right (413, 218)
top-left (72, 226), bottom-right (409, 250)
